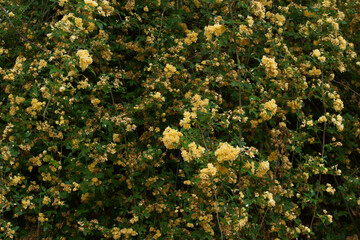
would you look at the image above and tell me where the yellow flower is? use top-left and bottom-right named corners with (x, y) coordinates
top-left (59, 0), bottom-right (68, 6)
top-left (162, 127), bottom-right (183, 149)
top-left (113, 133), bottom-right (120, 142)
top-left (274, 14), bottom-right (286, 26)
top-left (87, 22), bottom-right (96, 32)
top-left (38, 59), bottom-right (47, 69)
top-left (215, 142), bottom-right (241, 163)
top-left (312, 49), bottom-right (321, 58)
top-left (199, 163), bottom-right (217, 179)
top-left (181, 142), bottom-right (205, 162)
top-left (74, 17), bottom-right (83, 29)
top-left (326, 183), bottom-right (336, 195)
top-left (38, 213), bottom-right (48, 223)
top-left (204, 24), bottom-right (226, 41)
top-left (333, 98), bottom-right (344, 112)
top-left (255, 161), bottom-right (270, 177)
top-left (164, 64), bottom-right (177, 78)
top-left (184, 30), bottom-right (198, 45)
top-left (260, 99), bottom-right (277, 120)
top-left (91, 98), bottom-right (101, 106)
top-left (84, 0), bottom-right (98, 7)
top-left (43, 196), bottom-right (51, 205)
top-left (318, 115), bottom-right (327, 123)
top-left (261, 56), bottom-right (278, 78)
top-left (76, 49), bottom-right (93, 71)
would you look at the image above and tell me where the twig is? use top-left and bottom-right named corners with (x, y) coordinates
top-left (310, 173), bottom-right (321, 230)
top-left (109, 88), bottom-right (119, 115)
top-left (199, 126), bottom-right (209, 152)
top-left (228, 1), bottom-right (243, 142)
top-left (1, 6), bottom-right (46, 52)
top-left (0, 153), bottom-right (4, 221)
top-left (42, 95), bottom-right (52, 121)
top-left (311, 23), bottom-right (326, 232)
top-left (157, 6), bottom-right (167, 48)
top-left (274, 129), bottom-right (281, 181)
top-left (255, 207), bottom-right (269, 239)
top-left (333, 175), bottom-right (360, 237)
top-left (37, 181), bottom-right (42, 240)
top-left (212, 184), bottom-right (224, 240)
top-left (332, 80), bottom-right (360, 98)
top-left (229, 0), bottom-right (248, 195)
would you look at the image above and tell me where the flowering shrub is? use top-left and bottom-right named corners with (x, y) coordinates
top-left (1, 0), bottom-right (360, 239)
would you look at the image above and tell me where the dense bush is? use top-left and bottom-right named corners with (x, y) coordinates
top-left (1, 0), bottom-right (360, 239)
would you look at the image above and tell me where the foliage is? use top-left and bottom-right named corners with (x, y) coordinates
top-left (1, 0), bottom-right (360, 239)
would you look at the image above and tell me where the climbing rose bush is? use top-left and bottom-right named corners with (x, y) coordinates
top-left (1, 0), bottom-right (360, 239)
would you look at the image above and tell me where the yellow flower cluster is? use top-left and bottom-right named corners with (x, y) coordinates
top-left (125, 0), bottom-right (135, 11)
top-left (74, 17), bottom-right (83, 30)
top-left (204, 24), bottom-right (226, 41)
top-left (333, 98), bottom-right (344, 111)
top-left (318, 115), bottom-right (327, 123)
top-left (337, 35), bottom-right (347, 50)
top-left (312, 49), bottom-right (326, 62)
top-left (179, 111), bottom-right (196, 129)
top-left (38, 213), bottom-right (48, 223)
top-left (84, 0), bottom-right (98, 7)
top-left (255, 161), bottom-right (270, 177)
top-left (43, 196), bottom-right (51, 205)
top-left (112, 227), bottom-right (138, 239)
top-left (330, 114), bottom-right (344, 131)
top-left (263, 191), bottom-right (276, 207)
top-left (181, 142), bottom-right (205, 162)
top-left (287, 99), bottom-right (302, 113)
top-left (91, 98), bottom-right (101, 106)
top-left (214, 142), bottom-right (241, 163)
top-left (25, 99), bottom-right (45, 117)
top-left (162, 127), bottom-right (183, 149)
top-left (274, 13), bottom-right (286, 26)
top-left (164, 64), bottom-right (176, 78)
top-left (38, 59), bottom-right (47, 69)
top-left (199, 163), bottom-right (217, 179)
top-left (191, 94), bottom-right (209, 112)
top-left (239, 24), bottom-right (253, 36)
top-left (184, 30), bottom-right (198, 45)
top-left (260, 99), bottom-right (277, 120)
top-left (21, 196), bottom-right (34, 209)
top-left (251, 1), bottom-right (265, 19)
top-left (8, 94), bottom-right (26, 116)
top-left (76, 49), bottom-right (93, 71)
top-left (261, 56), bottom-right (278, 78)
top-left (235, 208), bottom-right (248, 230)
top-left (58, 0), bottom-right (68, 6)
top-left (152, 92), bottom-right (165, 102)
top-left (326, 183), bottom-right (336, 195)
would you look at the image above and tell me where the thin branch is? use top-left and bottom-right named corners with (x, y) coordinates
top-left (229, 1), bottom-right (243, 142)
top-left (255, 207), bottom-right (269, 239)
top-left (42, 95), bottom-right (52, 121)
top-left (157, 6), bottom-right (167, 48)
top-left (332, 80), bottom-right (360, 98)
top-left (311, 22), bottom-right (326, 232)
top-left (0, 154), bottom-right (4, 221)
top-left (333, 175), bottom-right (360, 237)
top-left (212, 184), bottom-right (224, 240)
top-left (37, 181), bottom-right (42, 240)
top-left (109, 88), bottom-right (119, 114)
top-left (274, 129), bottom-right (281, 180)
top-left (199, 126), bottom-right (209, 152)
top-left (1, 6), bottom-right (46, 52)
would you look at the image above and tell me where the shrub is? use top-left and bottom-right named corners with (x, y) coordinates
top-left (1, 0), bottom-right (360, 239)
